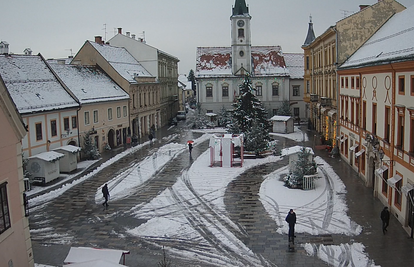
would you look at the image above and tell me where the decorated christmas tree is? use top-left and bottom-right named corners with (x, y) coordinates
top-left (227, 74), bottom-right (270, 154)
top-left (83, 130), bottom-right (100, 160)
top-left (286, 147), bottom-right (317, 188)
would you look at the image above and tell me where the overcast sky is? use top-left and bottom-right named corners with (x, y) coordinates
top-left (1, 0), bottom-right (412, 74)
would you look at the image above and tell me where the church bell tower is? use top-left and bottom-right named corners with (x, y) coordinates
top-left (231, 0), bottom-right (252, 76)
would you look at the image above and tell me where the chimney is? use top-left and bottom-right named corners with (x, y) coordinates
top-left (118, 28), bottom-right (122, 34)
top-left (131, 34), bottom-right (136, 39)
top-left (95, 36), bottom-right (103, 44)
top-left (0, 41), bottom-right (9, 54)
top-left (359, 5), bottom-right (369, 11)
top-left (126, 32), bottom-right (130, 37)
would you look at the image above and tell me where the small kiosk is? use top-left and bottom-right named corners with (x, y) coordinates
top-left (270, 115), bottom-right (294, 134)
top-left (28, 151), bottom-right (64, 184)
top-left (205, 112), bottom-right (218, 127)
top-left (53, 145), bottom-right (81, 173)
top-left (64, 247), bottom-right (130, 266)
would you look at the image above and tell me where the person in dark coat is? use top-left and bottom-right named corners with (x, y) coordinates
top-left (102, 184), bottom-right (110, 208)
top-left (285, 209), bottom-right (297, 238)
top-left (188, 142), bottom-right (193, 155)
top-left (381, 206), bottom-right (390, 234)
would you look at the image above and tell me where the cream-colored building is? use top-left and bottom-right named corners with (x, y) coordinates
top-left (0, 75), bottom-right (34, 267)
top-left (73, 38), bottom-right (160, 139)
top-left (50, 62), bottom-right (130, 153)
top-left (178, 74), bottom-right (194, 111)
top-left (0, 53), bottom-right (80, 158)
top-left (338, 4), bottom-right (413, 233)
top-left (108, 29), bottom-right (180, 126)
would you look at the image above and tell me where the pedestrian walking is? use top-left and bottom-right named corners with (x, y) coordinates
top-left (381, 206), bottom-right (390, 234)
top-left (102, 184), bottom-right (110, 208)
top-left (286, 209), bottom-right (297, 239)
top-left (188, 142), bottom-right (193, 155)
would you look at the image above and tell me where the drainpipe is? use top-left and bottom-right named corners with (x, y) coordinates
top-left (334, 26), bottom-right (340, 152)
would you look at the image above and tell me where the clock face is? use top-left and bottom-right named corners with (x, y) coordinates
top-left (237, 20), bottom-right (245, 27)
top-left (239, 51), bottom-right (244, 57)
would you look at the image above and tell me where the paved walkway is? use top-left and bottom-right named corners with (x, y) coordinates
top-left (29, 124), bottom-right (414, 267)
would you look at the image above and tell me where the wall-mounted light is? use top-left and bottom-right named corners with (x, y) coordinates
top-left (378, 148), bottom-right (394, 165)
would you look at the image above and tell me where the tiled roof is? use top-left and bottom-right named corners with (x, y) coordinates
top-left (50, 63), bottom-right (129, 104)
top-left (341, 5), bottom-right (414, 68)
top-left (0, 54), bottom-right (79, 114)
top-left (89, 41), bottom-right (153, 83)
top-left (284, 53), bottom-right (304, 79)
top-left (196, 46), bottom-right (289, 77)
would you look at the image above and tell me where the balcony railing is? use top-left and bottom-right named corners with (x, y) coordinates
top-left (320, 97), bottom-right (332, 107)
top-left (310, 94), bottom-right (319, 102)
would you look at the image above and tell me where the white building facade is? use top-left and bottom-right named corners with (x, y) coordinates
top-left (196, 0), bottom-right (303, 119)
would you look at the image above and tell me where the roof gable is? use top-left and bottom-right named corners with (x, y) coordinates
top-left (88, 41), bottom-right (153, 83)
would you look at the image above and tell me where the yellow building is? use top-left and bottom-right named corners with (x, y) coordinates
top-left (302, 0), bottom-right (406, 148)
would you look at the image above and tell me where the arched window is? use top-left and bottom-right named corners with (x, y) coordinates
top-left (206, 84), bottom-right (213, 97)
top-left (255, 82), bottom-right (263, 96)
top-left (222, 83), bottom-right (229, 97)
top-left (272, 82), bottom-right (279, 96)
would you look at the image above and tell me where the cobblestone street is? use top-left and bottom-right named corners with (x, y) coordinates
top-left (29, 125), bottom-right (414, 266)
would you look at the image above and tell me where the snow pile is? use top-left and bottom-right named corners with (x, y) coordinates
top-left (303, 243), bottom-right (379, 267)
top-left (260, 156), bottom-right (362, 236)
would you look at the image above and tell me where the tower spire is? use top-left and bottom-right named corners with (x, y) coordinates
top-left (233, 0), bottom-right (249, 16)
top-left (303, 15), bottom-right (316, 47)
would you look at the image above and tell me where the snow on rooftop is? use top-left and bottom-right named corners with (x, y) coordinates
top-left (29, 151), bottom-right (65, 162)
top-left (0, 55), bottom-right (79, 114)
top-left (196, 46), bottom-right (289, 77)
top-left (280, 145), bottom-right (314, 156)
top-left (50, 63), bottom-right (129, 104)
top-left (341, 5), bottom-right (414, 68)
top-left (284, 53), bottom-right (304, 79)
top-left (53, 145), bottom-right (81, 153)
top-left (270, 115), bottom-right (291, 121)
top-left (89, 41), bottom-right (153, 83)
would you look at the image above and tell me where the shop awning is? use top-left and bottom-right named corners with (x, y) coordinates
top-left (387, 174), bottom-right (402, 188)
top-left (349, 144), bottom-right (358, 151)
top-left (321, 107), bottom-right (327, 113)
top-left (401, 183), bottom-right (414, 196)
top-left (375, 165), bottom-right (388, 177)
top-left (340, 136), bottom-right (348, 143)
top-left (355, 149), bottom-right (365, 157)
top-left (328, 109), bottom-right (337, 117)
